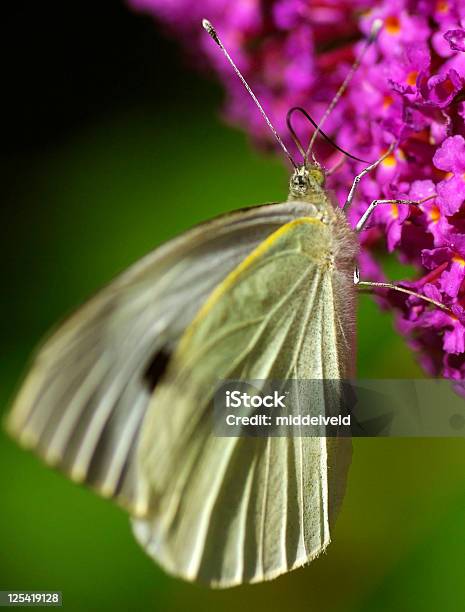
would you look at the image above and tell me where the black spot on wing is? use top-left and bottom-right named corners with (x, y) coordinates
top-left (143, 347), bottom-right (172, 392)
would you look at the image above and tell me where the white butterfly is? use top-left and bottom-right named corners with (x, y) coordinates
top-left (7, 19), bottom-right (448, 588)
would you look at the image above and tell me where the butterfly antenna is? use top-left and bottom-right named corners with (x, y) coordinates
top-left (202, 19), bottom-right (297, 169)
top-left (306, 19), bottom-right (383, 164)
top-left (286, 106), bottom-right (370, 163)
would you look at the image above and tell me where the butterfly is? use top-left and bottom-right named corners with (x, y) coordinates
top-left (6, 18), bottom-right (448, 588)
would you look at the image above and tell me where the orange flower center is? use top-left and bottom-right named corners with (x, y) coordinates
top-left (382, 153), bottom-right (397, 168)
top-left (385, 16), bottom-right (401, 34)
top-left (452, 255), bottom-right (465, 267)
top-left (436, 0), bottom-right (449, 13)
top-left (429, 205), bottom-right (440, 223)
top-left (391, 204), bottom-right (399, 219)
top-left (383, 94), bottom-right (394, 109)
top-left (406, 71), bottom-right (419, 86)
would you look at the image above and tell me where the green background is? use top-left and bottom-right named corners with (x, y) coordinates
top-left (1, 3), bottom-right (464, 610)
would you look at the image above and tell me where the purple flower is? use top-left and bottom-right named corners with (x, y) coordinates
top-left (422, 246), bottom-right (465, 297)
top-left (444, 29), bottom-right (465, 52)
top-left (129, 0), bottom-right (465, 381)
top-left (388, 43), bottom-right (430, 96)
top-left (420, 69), bottom-right (465, 108)
top-left (433, 135), bottom-right (465, 215)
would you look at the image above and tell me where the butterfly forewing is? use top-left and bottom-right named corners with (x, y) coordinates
top-left (133, 215), bottom-right (356, 586)
top-left (7, 202), bottom-right (316, 515)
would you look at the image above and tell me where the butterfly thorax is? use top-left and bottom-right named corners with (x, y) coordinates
top-left (288, 164), bottom-right (335, 220)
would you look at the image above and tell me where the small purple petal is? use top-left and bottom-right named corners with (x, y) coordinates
top-left (421, 69), bottom-right (464, 108)
top-left (387, 220), bottom-right (402, 252)
top-left (437, 176), bottom-right (465, 216)
top-left (452, 303), bottom-right (465, 323)
top-left (423, 282), bottom-right (443, 302)
top-left (444, 322), bottom-right (465, 354)
top-left (444, 29), bottom-right (465, 53)
top-left (433, 135), bottom-right (465, 173)
top-left (421, 246), bottom-right (452, 269)
top-left (439, 259), bottom-right (465, 297)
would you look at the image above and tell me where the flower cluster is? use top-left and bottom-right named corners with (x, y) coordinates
top-left (130, 0), bottom-right (465, 380)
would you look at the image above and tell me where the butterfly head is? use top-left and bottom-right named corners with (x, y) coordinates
top-left (289, 163), bottom-right (326, 200)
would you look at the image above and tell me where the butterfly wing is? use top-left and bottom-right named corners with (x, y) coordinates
top-left (133, 216), bottom-right (356, 586)
top-left (7, 202), bottom-right (315, 515)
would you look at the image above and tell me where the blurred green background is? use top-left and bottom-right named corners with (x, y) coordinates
top-left (1, 2), bottom-right (464, 610)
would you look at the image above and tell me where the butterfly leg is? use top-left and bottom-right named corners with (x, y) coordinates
top-left (354, 195), bottom-right (445, 310)
top-left (343, 143), bottom-right (396, 212)
top-left (353, 267), bottom-right (451, 312)
top-left (355, 198), bottom-right (422, 233)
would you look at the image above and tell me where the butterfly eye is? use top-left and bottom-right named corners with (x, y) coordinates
top-left (289, 164), bottom-right (327, 199)
top-left (289, 166), bottom-right (311, 197)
